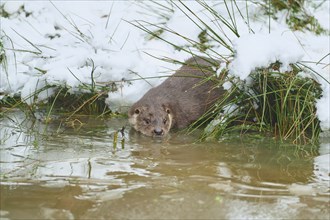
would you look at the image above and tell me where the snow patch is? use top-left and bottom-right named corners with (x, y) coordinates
top-left (229, 32), bottom-right (304, 81)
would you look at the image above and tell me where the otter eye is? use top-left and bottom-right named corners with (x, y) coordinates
top-left (144, 119), bottom-right (151, 125)
top-left (163, 118), bottom-right (167, 124)
top-left (134, 109), bottom-right (140, 114)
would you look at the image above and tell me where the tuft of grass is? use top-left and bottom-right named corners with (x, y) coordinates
top-left (46, 87), bottom-right (113, 118)
top-left (199, 63), bottom-right (322, 145)
top-left (111, 126), bottom-right (126, 150)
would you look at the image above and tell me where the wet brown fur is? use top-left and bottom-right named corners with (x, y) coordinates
top-left (128, 56), bottom-right (225, 137)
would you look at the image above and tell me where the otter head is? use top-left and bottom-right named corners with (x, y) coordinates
top-left (128, 104), bottom-right (173, 137)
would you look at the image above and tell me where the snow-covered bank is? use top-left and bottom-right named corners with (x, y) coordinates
top-left (0, 1), bottom-right (184, 105)
top-left (0, 1), bottom-right (329, 131)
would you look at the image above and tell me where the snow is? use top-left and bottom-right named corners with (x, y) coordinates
top-left (316, 79), bottom-right (330, 131)
top-left (229, 32), bottom-right (305, 80)
top-left (0, 1), bottom-right (329, 131)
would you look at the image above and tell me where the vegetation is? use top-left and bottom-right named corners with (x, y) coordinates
top-left (195, 62), bottom-right (322, 145)
top-left (0, 4), bottom-right (118, 120)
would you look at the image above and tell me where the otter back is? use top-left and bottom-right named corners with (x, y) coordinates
top-left (128, 56), bottom-right (225, 137)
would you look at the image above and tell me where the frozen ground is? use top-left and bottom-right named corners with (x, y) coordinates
top-left (0, 1), bottom-right (329, 130)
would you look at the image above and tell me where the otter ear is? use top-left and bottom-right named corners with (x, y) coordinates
top-left (134, 108), bottom-right (140, 114)
top-left (162, 104), bottom-right (171, 114)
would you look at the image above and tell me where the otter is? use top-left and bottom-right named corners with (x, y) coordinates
top-left (128, 56), bottom-right (226, 137)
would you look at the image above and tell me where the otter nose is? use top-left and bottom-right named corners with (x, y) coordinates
top-left (153, 128), bottom-right (164, 136)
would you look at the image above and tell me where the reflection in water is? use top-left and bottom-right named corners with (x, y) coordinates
top-left (1, 184), bottom-right (93, 219)
top-left (0, 112), bottom-right (329, 219)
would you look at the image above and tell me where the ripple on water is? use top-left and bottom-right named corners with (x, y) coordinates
top-left (1, 114), bottom-right (330, 219)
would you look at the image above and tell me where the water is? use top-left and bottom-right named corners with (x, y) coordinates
top-left (1, 112), bottom-right (329, 219)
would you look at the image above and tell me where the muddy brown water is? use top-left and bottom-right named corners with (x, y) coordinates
top-left (1, 111), bottom-right (329, 219)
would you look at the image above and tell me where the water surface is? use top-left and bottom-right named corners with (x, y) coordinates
top-left (1, 112), bottom-right (329, 219)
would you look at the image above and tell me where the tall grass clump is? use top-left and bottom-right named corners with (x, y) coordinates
top-left (134, 0), bottom-right (327, 144)
top-left (201, 63), bottom-right (323, 144)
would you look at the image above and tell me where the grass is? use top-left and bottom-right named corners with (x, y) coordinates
top-left (46, 87), bottom-right (112, 118)
top-left (1, 83), bottom-right (114, 119)
top-left (196, 62), bottom-right (322, 145)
